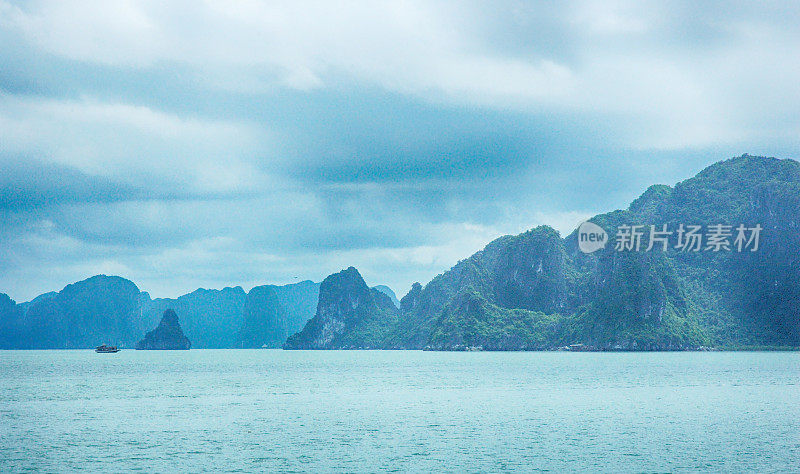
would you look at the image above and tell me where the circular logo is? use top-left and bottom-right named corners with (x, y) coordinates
top-left (577, 221), bottom-right (608, 253)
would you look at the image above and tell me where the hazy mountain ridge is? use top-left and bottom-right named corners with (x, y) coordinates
top-left (3, 155), bottom-right (798, 351)
top-left (237, 281), bottom-right (325, 348)
top-left (1, 276), bottom-right (146, 349)
top-left (143, 286), bottom-right (247, 349)
top-left (1, 278), bottom-right (322, 349)
top-left (372, 285), bottom-right (400, 308)
top-left (0, 276), bottom-right (403, 349)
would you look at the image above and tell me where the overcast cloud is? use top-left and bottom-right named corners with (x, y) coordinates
top-left (1, 0), bottom-right (799, 300)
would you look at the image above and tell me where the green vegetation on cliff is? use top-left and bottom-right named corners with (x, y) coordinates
top-left (284, 267), bottom-right (400, 349)
top-left (287, 155), bottom-right (800, 351)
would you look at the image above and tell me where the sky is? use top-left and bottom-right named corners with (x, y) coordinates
top-left (1, 0), bottom-right (799, 301)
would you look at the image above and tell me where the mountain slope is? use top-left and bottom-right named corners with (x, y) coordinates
top-left (562, 154), bottom-right (800, 348)
top-left (3, 155), bottom-right (797, 351)
top-left (6, 275), bottom-right (145, 349)
top-left (237, 285), bottom-right (290, 348)
top-left (291, 155), bottom-right (800, 350)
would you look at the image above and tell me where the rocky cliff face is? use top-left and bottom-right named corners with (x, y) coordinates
top-left (237, 285), bottom-right (289, 348)
top-left (283, 267), bottom-right (399, 349)
top-left (487, 226), bottom-right (570, 314)
top-left (0, 293), bottom-right (21, 348)
top-left (240, 280), bottom-right (321, 346)
top-left (135, 309), bottom-right (191, 350)
top-left (6, 275), bottom-right (144, 349)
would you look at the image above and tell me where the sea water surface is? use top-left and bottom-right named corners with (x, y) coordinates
top-left (1, 350), bottom-right (798, 472)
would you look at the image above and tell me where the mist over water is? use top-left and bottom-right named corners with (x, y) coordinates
top-left (2, 350), bottom-right (798, 471)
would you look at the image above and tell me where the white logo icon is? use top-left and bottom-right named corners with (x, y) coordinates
top-left (577, 221), bottom-right (608, 253)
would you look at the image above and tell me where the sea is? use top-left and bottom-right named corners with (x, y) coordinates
top-left (1, 350), bottom-right (798, 472)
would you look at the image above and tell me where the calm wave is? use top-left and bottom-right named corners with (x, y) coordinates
top-left (2, 350), bottom-right (798, 472)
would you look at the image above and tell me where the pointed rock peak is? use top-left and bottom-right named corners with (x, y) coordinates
top-left (284, 267), bottom-right (398, 350)
top-left (159, 308), bottom-right (180, 328)
top-left (316, 266), bottom-right (373, 310)
top-left (323, 266), bottom-right (368, 290)
top-left (341, 266), bottom-right (362, 278)
top-left (136, 308), bottom-right (191, 350)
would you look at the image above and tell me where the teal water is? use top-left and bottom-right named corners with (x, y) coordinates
top-left (1, 350), bottom-right (798, 472)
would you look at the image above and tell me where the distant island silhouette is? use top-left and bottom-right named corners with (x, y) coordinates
top-left (135, 309), bottom-right (191, 350)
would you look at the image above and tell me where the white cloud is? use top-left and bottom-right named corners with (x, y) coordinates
top-left (1, 0), bottom-right (161, 66)
top-left (0, 93), bottom-right (269, 194)
top-left (571, 0), bottom-right (652, 35)
top-left (2, 0), bottom-right (576, 101)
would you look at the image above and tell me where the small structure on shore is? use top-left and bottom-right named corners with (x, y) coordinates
top-left (568, 343), bottom-right (591, 352)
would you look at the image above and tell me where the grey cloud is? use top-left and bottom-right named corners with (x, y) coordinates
top-left (0, 158), bottom-right (139, 210)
